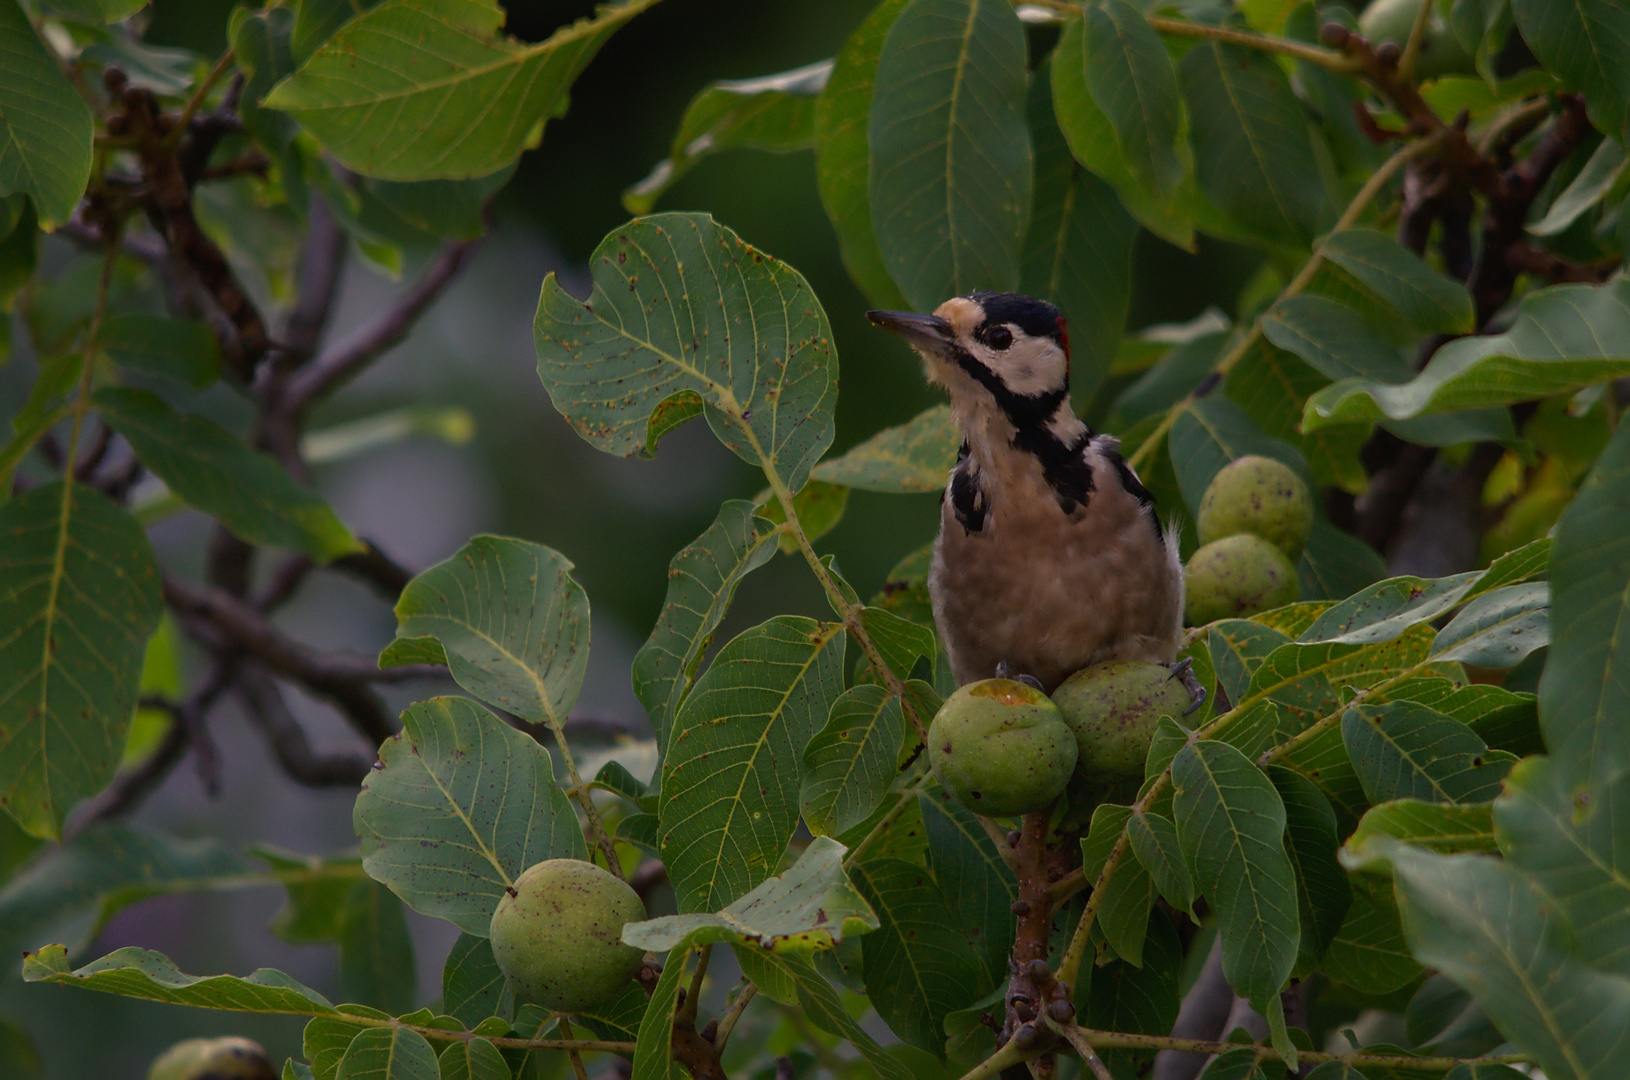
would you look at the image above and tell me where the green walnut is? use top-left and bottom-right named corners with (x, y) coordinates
top-left (1358, 0), bottom-right (1476, 78)
top-left (1185, 533), bottom-right (1300, 625)
top-left (149, 1037), bottom-right (275, 1080)
top-left (1051, 661), bottom-right (1192, 783)
top-left (1197, 455), bottom-right (1314, 559)
top-left (928, 678), bottom-right (1078, 818)
top-left (489, 858), bottom-right (647, 1012)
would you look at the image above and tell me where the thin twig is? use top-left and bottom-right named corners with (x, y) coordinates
top-left (283, 238), bottom-right (482, 417)
top-left (1147, 15), bottom-right (1359, 72)
top-left (1049, 1026), bottom-right (1526, 1072)
top-left (1397, 0), bottom-right (1437, 83)
top-left (237, 667), bottom-right (373, 787)
top-left (712, 982), bottom-right (757, 1052)
top-left (557, 1018), bottom-right (592, 1080)
top-left (164, 47), bottom-right (236, 149)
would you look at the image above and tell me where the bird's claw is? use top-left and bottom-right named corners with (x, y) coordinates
top-left (995, 660), bottom-right (1045, 692)
top-left (1164, 657), bottom-right (1207, 716)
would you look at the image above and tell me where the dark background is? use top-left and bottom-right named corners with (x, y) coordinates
top-left (4, 3), bottom-right (1257, 1075)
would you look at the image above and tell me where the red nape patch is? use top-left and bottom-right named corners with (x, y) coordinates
top-left (1055, 315), bottom-right (1070, 375)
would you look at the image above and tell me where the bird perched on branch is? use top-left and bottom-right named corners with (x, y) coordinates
top-left (869, 292), bottom-right (1200, 706)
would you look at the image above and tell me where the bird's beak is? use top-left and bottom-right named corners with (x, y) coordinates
top-left (866, 310), bottom-right (954, 354)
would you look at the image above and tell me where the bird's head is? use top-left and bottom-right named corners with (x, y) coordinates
top-left (867, 292), bottom-right (1070, 428)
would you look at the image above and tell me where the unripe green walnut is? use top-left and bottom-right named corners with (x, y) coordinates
top-left (1185, 533), bottom-right (1300, 625)
top-left (489, 858), bottom-right (646, 1012)
top-left (928, 679), bottom-right (1077, 817)
top-left (1052, 661), bottom-right (1192, 783)
top-left (148, 1037), bottom-right (275, 1080)
top-left (1358, 0), bottom-right (1476, 78)
top-left (1197, 455), bottom-right (1313, 559)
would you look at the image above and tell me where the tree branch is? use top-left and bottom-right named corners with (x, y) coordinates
top-left (164, 573), bottom-right (446, 745)
top-left (282, 237), bottom-right (482, 418)
top-left (237, 667), bottom-right (374, 787)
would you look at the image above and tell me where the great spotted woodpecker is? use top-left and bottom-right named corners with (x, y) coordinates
top-left (869, 292), bottom-right (1199, 705)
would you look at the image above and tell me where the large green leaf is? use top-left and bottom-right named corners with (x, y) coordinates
top-left (0, 825), bottom-right (249, 958)
top-left (919, 788), bottom-right (1016, 983)
top-left (264, 0), bottom-right (658, 180)
top-left (868, 0), bottom-right (1031, 311)
top-left (1209, 619), bottom-right (1290, 704)
top-left (1177, 41), bottom-right (1324, 244)
top-left (1082, 0), bottom-right (1184, 199)
top-left (1081, 803), bottom-right (1157, 964)
top-left (1315, 229), bottom-right (1474, 334)
top-left (631, 946), bottom-right (687, 1080)
top-left (22, 944), bottom-right (340, 1015)
top-left (760, 953), bottom-right (913, 1080)
top-left (1300, 539), bottom-right (1549, 646)
top-left (626, 60), bottom-right (827, 214)
top-left (801, 684), bottom-right (904, 837)
top-left (388, 535), bottom-right (586, 726)
top-left (1350, 841), bottom-right (1630, 1080)
top-left (1306, 279), bottom-right (1630, 429)
top-left (1224, 336), bottom-right (1368, 494)
top-left (1172, 740), bottom-right (1299, 1012)
top-left (623, 836), bottom-right (876, 952)
top-left (94, 388), bottom-right (361, 563)
top-left (1495, 756), bottom-right (1630, 977)
top-left (1051, 15), bottom-right (1193, 249)
top-left (851, 857), bottom-right (987, 1055)
top-left (435, 1038), bottom-right (508, 1080)
top-left (1349, 799), bottom-right (1497, 854)
top-left (336, 881), bottom-right (416, 1014)
top-left (352, 696), bottom-right (585, 936)
top-left (1128, 809), bottom-right (1195, 917)
top-left (0, 0), bottom-right (93, 228)
top-left (0, 482), bottom-right (161, 839)
top-left (1270, 766), bottom-right (1350, 974)
top-left (1242, 624), bottom-right (1436, 742)
top-left (1341, 702), bottom-right (1510, 806)
top-left (1261, 296), bottom-right (1413, 383)
top-left (1022, 60), bottom-right (1137, 397)
top-left (335, 1025), bottom-right (439, 1080)
top-left (1169, 396), bottom-right (1310, 515)
top-left (1320, 871), bottom-right (1420, 994)
top-left (813, 0), bottom-right (910, 308)
top-left (1429, 582), bottom-right (1549, 668)
top-left (535, 212), bottom-right (837, 493)
top-left (96, 314), bottom-right (221, 389)
top-left (1539, 417), bottom-right (1630, 782)
top-left (1510, 0), bottom-right (1630, 141)
top-left (1079, 910), bottom-right (1182, 1078)
top-left (631, 500), bottom-right (778, 752)
top-left (660, 617), bottom-right (844, 913)
top-left (811, 405), bottom-right (958, 493)
top-left (440, 933), bottom-right (510, 1028)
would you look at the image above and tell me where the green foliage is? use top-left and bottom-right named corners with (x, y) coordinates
top-left (7, 1), bottom-right (1630, 1077)
top-left (0, 482), bottom-right (161, 839)
top-left (0, 0), bottom-right (93, 228)
top-left (869, 0), bottom-right (1030, 311)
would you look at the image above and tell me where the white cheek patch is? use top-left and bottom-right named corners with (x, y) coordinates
top-left (996, 333), bottom-right (1066, 397)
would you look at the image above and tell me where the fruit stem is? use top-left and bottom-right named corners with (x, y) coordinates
top-left (712, 981), bottom-right (758, 1051)
top-left (556, 1018), bottom-right (591, 1080)
top-left (678, 944), bottom-right (712, 1027)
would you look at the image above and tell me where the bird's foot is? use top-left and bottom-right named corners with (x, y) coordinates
top-left (1163, 657), bottom-right (1207, 716)
top-left (995, 660), bottom-right (1045, 692)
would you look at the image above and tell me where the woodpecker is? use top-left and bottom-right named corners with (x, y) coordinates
top-left (868, 292), bottom-right (1199, 705)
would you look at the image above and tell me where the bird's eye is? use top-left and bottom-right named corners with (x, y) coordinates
top-left (985, 326), bottom-right (1013, 350)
